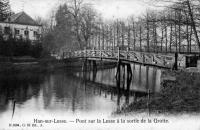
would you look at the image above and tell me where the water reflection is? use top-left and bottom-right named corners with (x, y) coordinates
top-left (0, 63), bottom-right (161, 121)
top-left (0, 73), bottom-right (44, 112)
top-left (75, 63), bottom-right (161, 111)
top-left (76, 63), bottom-right (161, 93)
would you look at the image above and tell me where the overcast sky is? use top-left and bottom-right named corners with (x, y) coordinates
top-left (10, 0), bottom-right (156, 20)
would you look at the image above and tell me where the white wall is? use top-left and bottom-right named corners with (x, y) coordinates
top-left (0, 22), bottom-right (42, 41)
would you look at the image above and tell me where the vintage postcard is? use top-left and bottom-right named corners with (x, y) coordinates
top-left (0, 0), bottom-right (200, 130)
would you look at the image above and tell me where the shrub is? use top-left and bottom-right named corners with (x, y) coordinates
top-left (0, 37), bottom-right (43, 58)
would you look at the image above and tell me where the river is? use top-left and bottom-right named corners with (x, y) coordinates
top-left (0, 63), bottom-right (161, 129)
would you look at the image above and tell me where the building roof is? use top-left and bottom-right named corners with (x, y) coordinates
top-left (4, 12), bottom-right (40, 26)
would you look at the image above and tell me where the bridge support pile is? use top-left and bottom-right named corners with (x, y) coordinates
top-left (115, 60), bottom-right (132, 91)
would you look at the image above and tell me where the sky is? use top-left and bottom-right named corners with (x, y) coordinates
top-left (9, 0), bottom-right (157, 20)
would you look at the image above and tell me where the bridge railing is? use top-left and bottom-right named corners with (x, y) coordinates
top-left (65, 49), bottom-right (119, 59)
top-left (63, 48), bottom-right (176, 68)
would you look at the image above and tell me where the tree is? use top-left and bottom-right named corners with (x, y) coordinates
top-left (0, 0), bottom-right (10, 21)
top-left (149, 0), bottom-right (200, 51)
top-left (80, 5), bottom-right (97, 48)
top-left (42, 4), bottom-right (76, 53)
top-left (64, 0), bottom-right (83, 49)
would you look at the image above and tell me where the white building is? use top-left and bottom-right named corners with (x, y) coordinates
top-left (0, 11), bottom-right (42, 42)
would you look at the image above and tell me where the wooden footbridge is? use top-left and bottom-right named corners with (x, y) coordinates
top-left (62, 48), bottom-right (182, 69)
top-left (61, 48), bottom-right (198, 103)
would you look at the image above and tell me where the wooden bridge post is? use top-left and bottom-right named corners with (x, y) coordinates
top-left (93, 47), bottom-right (96, 57)
top-left (147, 89), bottom-right (151, 116)
top-left (71, 50), bottom-right (73, 58)
top-left (82, 59), bottom-right (88, 76)
top-left (163, 57), bottom-right (166, 66)
top-left (152, 55), bottom-right (155, 64)
top-left (125, 64), bottom-right (132, 104)
top-left (173, 52), bottom-right (178, 70)
top-left (116, 47), bottom-right (121, 89)
top-left (175, 52), bottom-right (178, 70)
top-left (92, 60), bottom-right (97, 82)
top-left (126, 47), bottom-right (129, 59)
top-left (143, 53), bottom-right (145, 64)
top-left (62, 52), bottom-right (65, 59)
top-left (100, 49), bottom-right (102, 60)
top-left (84, 47), bottom-right (87, 58)
top-left (116, 61), bottom-right (121, 88)
top-left (70, 50), bottom-right (72, 58)
top-left (122, 64), bottom-right (125, 89)
top-left (111, 48), bottom-right (114, 57)
top-left (118, 47), bottom-right (120, 61)
top-left (88, 60), bottom-right (91, 72)
top-left (152, 54), bottom-right (158, 65)
top-left (127, 63), bottom-right (132, 77)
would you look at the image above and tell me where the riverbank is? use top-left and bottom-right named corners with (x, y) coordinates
top-left (0, 56), bottom-right (61, 73)
top-left (0, 56), bottom-right (116, 74)
top-left (116, 69), bottom-right (200, 115)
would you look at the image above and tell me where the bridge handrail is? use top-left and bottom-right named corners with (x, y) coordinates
top-left (63, 49), bottom-right (175, 60)
top-left (61, 49), bottom-right (178, 69)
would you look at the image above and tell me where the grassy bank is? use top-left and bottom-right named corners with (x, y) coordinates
top-left (116, 70), bottom-right (200, 115)
top-left (0, 56), bottom-right (116, 74)
top-left (0, 56), bottom-right (61, 73)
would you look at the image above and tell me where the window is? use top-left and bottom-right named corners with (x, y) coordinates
top-left (15, 29), bottom-right (20, 35)
top-left (4, 27), bottom-right (10, 34)
top-left (24, 30), bottom-right (29, 36)
top-left (34, 31), bottom-right (38, 37)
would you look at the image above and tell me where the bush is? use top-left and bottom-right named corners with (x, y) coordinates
top-left (0, 37), bottom-right (43, 58)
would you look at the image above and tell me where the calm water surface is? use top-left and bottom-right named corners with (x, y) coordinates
top-left (0, 64), bottom-right (161, 127)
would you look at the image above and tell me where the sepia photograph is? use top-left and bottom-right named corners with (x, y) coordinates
top-left (0, 0), bottom-right (200, 130)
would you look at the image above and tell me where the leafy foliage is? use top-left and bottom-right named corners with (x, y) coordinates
top-left (43, 1), bottom-right (97, 52)
top-left (0, 37), bottom-right (43, 58)
top-left (0, 0), bottom-right (10, 21)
